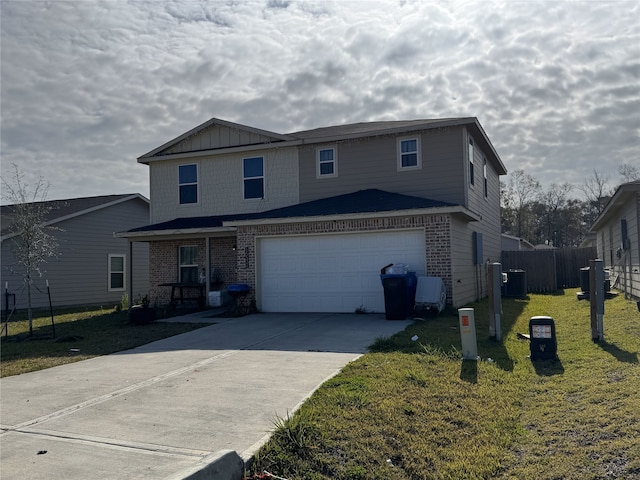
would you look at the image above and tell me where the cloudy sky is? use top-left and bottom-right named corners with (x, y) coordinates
top-left (1, 0), bottom-right (638, 203)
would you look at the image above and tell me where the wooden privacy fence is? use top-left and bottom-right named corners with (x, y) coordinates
top-left (501, 247), bottom-right (598, 293)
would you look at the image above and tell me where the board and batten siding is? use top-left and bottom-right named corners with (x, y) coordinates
top-left (162, 123), bottom-right (277, 156)
top-left (1, 199), bottom-right (149, 310)
top-left (298, 127), bottom-right (466, 206)
top-left (149, 146), bottom-right (300, 224)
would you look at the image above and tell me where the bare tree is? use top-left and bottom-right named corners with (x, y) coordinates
top-left (579, 169), bottom-right (612, 227)
top-left (505, 169), bottom-right (541, 239)
top-left (537, 182), bottom-right (574, 247)
top-left (1, 164), bottom-right (61, 335)
top-left (618, 163), bottom-right (640, 183)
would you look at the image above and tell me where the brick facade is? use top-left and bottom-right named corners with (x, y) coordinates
top-left (235, 214), bottom-right (452, 307)
top-left (148, 215), bottom-right (452, 308)
top-left (149, 237), bottom-right (237, 306)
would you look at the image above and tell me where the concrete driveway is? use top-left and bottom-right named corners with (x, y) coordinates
top-left (0, 313), bottom-right (412, 480)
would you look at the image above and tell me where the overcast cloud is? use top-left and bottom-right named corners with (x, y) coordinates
top-left (1, 0), bottom-right (639, 202)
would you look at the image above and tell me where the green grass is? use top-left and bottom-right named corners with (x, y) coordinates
top-left (249, 290), bottom-right (640, 480)
top-left (0, 306), bottom-right (207, 377)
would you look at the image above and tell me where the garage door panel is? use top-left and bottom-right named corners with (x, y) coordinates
top-left (259, 230), bottom-right (425, 313)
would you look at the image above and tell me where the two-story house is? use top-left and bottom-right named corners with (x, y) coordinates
top-left (120, 117), bottom-right (507, 312)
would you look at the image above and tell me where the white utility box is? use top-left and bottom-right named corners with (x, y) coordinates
top-left (414, 276), bottom-right (447, 314)
top-left (208, 290), bottom-right (230, 307)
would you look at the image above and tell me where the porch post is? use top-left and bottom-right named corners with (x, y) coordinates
top-left (128, 240), bottom-right (134, 310)
top-left (205, 236), bottom-right (211, 300)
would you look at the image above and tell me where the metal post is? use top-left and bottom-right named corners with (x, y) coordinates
top-left (589, 260), bottom-right (599, 342)
top-left (488, 263), bottom-right (502, 341)
top-left (594, 259), bottom-right (604, 342)
top-left (46, 279), bottom-right (55, 338)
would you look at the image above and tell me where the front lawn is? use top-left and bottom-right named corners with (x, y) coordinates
top-left (249, 289), bottom-right (640, 480)
top-left (0, 306), bottom-right (207, 377)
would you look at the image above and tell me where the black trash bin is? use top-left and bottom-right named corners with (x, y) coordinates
top-left (580, 267), bottom-right (590, 293)
top-left (380, 272), bottom-right (417, 320)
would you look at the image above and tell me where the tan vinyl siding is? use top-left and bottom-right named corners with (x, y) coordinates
top-left (1, 199), bottom-right (149, 310)
top-left (150, 147), bottom-right (299, 223)
top-left (298, 127), bottom-right (466, 206)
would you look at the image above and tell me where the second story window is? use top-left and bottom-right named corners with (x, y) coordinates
top-left (244, 156), bottom-right (264, 199)
top-left (317, 147), bottom-right (337, 177)
top-left (398, 137), bottom-right (420, 170)
top-left (483, 157), bottom-right (488, 198)
top-left (179, 164), bottom-right (198, 204)
top-left (468, 137), bottom-right (475, 187)
top-left (179, 245), bottom-right (198, 283)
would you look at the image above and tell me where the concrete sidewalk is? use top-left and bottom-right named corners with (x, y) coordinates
top-left (0, 313), bottom-right (411, 480)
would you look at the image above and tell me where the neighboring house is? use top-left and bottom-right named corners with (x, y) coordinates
top-left (502, 234), bottom-right (535, 251)
top-left (588, 180), bottom-right (640, 299)
top-left (1, 194), bottom-right (150, 310)
top-left (120, 117), bottom-right (507, 312)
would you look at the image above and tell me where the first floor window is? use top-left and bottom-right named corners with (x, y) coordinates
top-left (317, 147), bottom-right (337, 177)
top-left (179, 164), bottom-right (198, 204)
top-left (109, 254), bottom-right (125, 291)
top-left (244, 156), bottom-right (264, 199)
top-left (398, 137), bottom-right (420, 169)
top-left (179, 246), bottom-right (198, 283)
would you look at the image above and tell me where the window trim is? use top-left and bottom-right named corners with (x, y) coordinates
top-left (178, 164), bottom-right (199, 205)
top-left (397, 137), bottom-right (421, 171)
top-left (243, 156), bottom-right (265, 200)
top-left (483, 156), bottom-right (488, 198)
top-left (316, 146), bottom-right (338, 178)
top-left (108, 254), bottom-right (126, 292)
top-left (468, 136), bottom-right (475, 187)
top-left (178, 245), bottom-right (199, 284)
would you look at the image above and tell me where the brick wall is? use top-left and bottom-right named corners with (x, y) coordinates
top-left (149, 236), bottom-right (238, 306)
top-left (236, 214), bottom-right (452, 306)
top-left (148, 215), bottom-right (453, 308)
top-left (210, 236), bottom-right (238, 287)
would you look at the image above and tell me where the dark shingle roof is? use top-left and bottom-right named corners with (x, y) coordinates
top-left (1, 194), bottom-right (146, 237)
top-left (288, 119), bottom-right (464, 140)
top-left (242, 189), bottom-right (455, 219)
top-left (129, 189), bottom-right (456, 233)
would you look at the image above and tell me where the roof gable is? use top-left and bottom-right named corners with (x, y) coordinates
top-left (138, 117), bottom-right (293, 161)
top-left (589, 180), bottom-right (640, 232)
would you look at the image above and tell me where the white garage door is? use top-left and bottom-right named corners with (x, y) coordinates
top-left (258, 230), bottom-right (426, 313)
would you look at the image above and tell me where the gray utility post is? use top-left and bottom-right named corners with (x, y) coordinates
top-left (488, 262), bottom-right (503, 341)
top-left (589, 259), bottom-right (605, 342)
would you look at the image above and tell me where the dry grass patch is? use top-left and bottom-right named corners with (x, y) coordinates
top-left (1, 306), bottom-right (207, 377)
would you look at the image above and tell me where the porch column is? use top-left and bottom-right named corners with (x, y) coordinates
top-left (128, 240), bottom-right (134, 311)
top-left (206, 236), bottom-right (211, 296)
